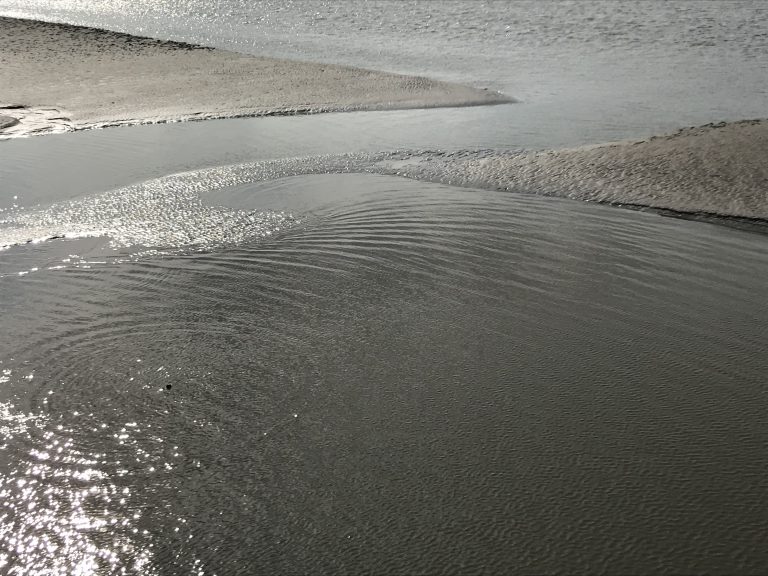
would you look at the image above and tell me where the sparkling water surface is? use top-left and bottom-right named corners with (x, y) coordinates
top-left (1, 1), bottom-right (768, 574)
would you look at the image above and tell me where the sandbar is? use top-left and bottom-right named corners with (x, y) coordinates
top-left (0, 16), bottom-right (511, 136)
top-left (381, 119), bottom-right (768, 221)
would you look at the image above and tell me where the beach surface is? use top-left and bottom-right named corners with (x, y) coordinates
top-left (382, 119), bottom-right (768, 220)
top-left (0, 16), bottom-right (509, 135)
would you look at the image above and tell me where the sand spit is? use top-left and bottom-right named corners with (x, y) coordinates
top-left (0, 16), bottom-right (511, 137)
top-left (379, 119), bottom-right (768, 221)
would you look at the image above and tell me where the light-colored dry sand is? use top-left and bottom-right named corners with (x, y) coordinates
top-left (0, 16), bottom-right (510, 136)
top-left (382, 119), bottom-right (768, 220)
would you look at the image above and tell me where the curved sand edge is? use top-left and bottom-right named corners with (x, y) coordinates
top-left (0, 16), bottom-right (512, 137)
top-left (0, 114), bottom-right (19, 129)
top-left (377, 119), bottom-right (768, 221)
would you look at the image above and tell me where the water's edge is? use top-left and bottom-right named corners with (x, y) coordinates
top-left (4, 119), bottom-right (767, 257)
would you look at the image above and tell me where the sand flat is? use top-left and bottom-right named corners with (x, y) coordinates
top-left (381, 119), bottom-right (768, 220)
top-left (0, 16), bottom-right (510, 136)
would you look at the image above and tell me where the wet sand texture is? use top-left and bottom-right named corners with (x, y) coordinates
top-left (0, 114), bottom-right (19, 129)
top-left (385, 120), bottom-right (768, 220)
top-left (0, 16), bottom-right (509, 134)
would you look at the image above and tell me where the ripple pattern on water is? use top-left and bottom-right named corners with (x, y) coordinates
top-left (1, 172), bottom-right (768, 573)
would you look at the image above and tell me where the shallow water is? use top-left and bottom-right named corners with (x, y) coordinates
top-left (2, 172), bottom-right (768, 573)
top-left (2, 1), bottom-right (768, 574)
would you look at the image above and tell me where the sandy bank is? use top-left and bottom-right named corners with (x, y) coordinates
top-left (380, 119), bottom-right (768, 221)
top-left (0, 16), bottom-right (510, 137)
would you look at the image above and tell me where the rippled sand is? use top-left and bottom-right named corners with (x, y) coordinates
top-left (0, 16), bottom-right (510, 136)
top-left (379, 119), bottom-right (768, 220)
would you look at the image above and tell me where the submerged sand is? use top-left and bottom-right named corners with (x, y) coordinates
top-left (380, 119), bottom-right (768, 220)
top-left (0, 16), bottom-right (510, 136)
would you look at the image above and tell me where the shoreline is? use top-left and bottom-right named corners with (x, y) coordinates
top-left (0, 16), bottom-right (512, 138)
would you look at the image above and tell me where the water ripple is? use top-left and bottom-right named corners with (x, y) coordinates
top-left (1, 171), bottom-right (768, 573)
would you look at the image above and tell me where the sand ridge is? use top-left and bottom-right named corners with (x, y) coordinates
top-left (377, 119), bottom-right (768, 221)
top-left (0, 16), bottom-right (511, 136)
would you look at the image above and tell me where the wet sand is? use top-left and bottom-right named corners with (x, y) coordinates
top-left (382, 119), bottom-right (768, 220)
top-left (0, 114), bottom-right (19, 129)
top-left (0, 16), bottom-right (509, 135)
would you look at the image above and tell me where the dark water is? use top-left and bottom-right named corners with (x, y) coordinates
top-left (1, 174), bottom-right (768, 573)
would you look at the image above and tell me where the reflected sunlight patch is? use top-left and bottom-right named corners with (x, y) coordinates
top-left (0, 399), bottom-right (158, 575)
top-left (0, 168), bottom-right (298, 254)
